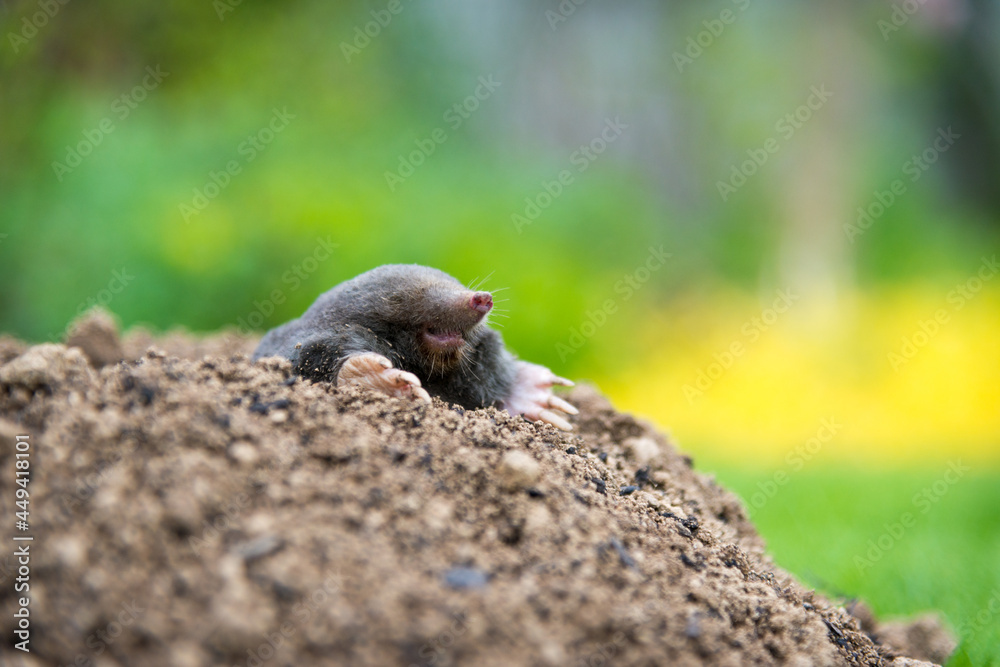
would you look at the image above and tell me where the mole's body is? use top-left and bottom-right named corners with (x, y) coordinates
top-left (253, 264), bottom-right (576, 429)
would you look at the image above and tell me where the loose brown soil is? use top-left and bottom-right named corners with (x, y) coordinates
top-left (0, 312), bottom-right (954, 666)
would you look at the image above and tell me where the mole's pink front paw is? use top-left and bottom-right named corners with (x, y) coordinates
top-left (337, 352), bottom-right (432, 403)
top-left (503, 361), bottom-right (578, 431)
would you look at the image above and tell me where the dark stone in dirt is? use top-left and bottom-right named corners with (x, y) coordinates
top-left (444, 567), bottom-right (489, 590)
top-left (589, 476), bottom-right (607, 495)
top-left (0, 317), bottom-right (955, 666)
top-left (248, 397), bottom-right (291, 414)
top-left (607, 537), bottom-right (637, 570)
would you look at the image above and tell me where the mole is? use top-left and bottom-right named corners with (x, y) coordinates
top-left (252, 264), bottom-right (578, 430)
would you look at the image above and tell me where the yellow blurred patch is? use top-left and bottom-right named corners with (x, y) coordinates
top-left (604, 284), bottom-right (1000, 466)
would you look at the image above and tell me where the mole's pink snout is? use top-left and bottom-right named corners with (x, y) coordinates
top-left (469, 291), bottom-right (493, 314)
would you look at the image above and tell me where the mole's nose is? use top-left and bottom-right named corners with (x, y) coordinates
top-left (469, 292), bottom-right (493, 314)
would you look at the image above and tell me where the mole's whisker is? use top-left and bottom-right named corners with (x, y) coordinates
top-left (458, 351), bottom-right (481, 383)
top-left (470, 271), bottom-right (496, 292)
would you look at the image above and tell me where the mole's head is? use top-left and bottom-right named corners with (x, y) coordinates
top-left (349, 264), bottom-right (495, 375)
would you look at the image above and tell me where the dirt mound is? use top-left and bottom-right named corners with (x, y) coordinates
top-left (0, 316), bottom-right (954, 666)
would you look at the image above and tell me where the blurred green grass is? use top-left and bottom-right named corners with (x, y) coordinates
top-left (705, 463), bottom-right (1000, 666)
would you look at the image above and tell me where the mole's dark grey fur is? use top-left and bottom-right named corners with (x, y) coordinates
top-left (253, 264), bottom-right (517, 409)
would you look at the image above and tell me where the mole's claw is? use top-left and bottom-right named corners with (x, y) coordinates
top-left (547, 395), bottom-right (578, 415)
top-left (501, 360), bottom-right (576, 430)
top-left (337, 352), bottom-right (430, 403)
top-left (539, 409), bottom-right (573, 431)
top-left (551, 376), bottom-right (574, 387)
top-left (386, 368), bottom-right (432, 404)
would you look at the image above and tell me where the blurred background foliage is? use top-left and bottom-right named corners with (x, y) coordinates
top-left (1, 1), bottom-right (998, 662)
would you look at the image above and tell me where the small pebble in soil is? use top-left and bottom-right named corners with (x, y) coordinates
top-left (499, 450), bottom-right (540, 489)
top-left (619, 485), bottom-right (639, 496)
top-left (685, 612), bottom-right (702, 638)
top-left (444, 567), bottom-right (489, 590)
top-left (590, 477), bottom-right (607, 495)
top-left (234, 535), bottom-right (285, 562)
